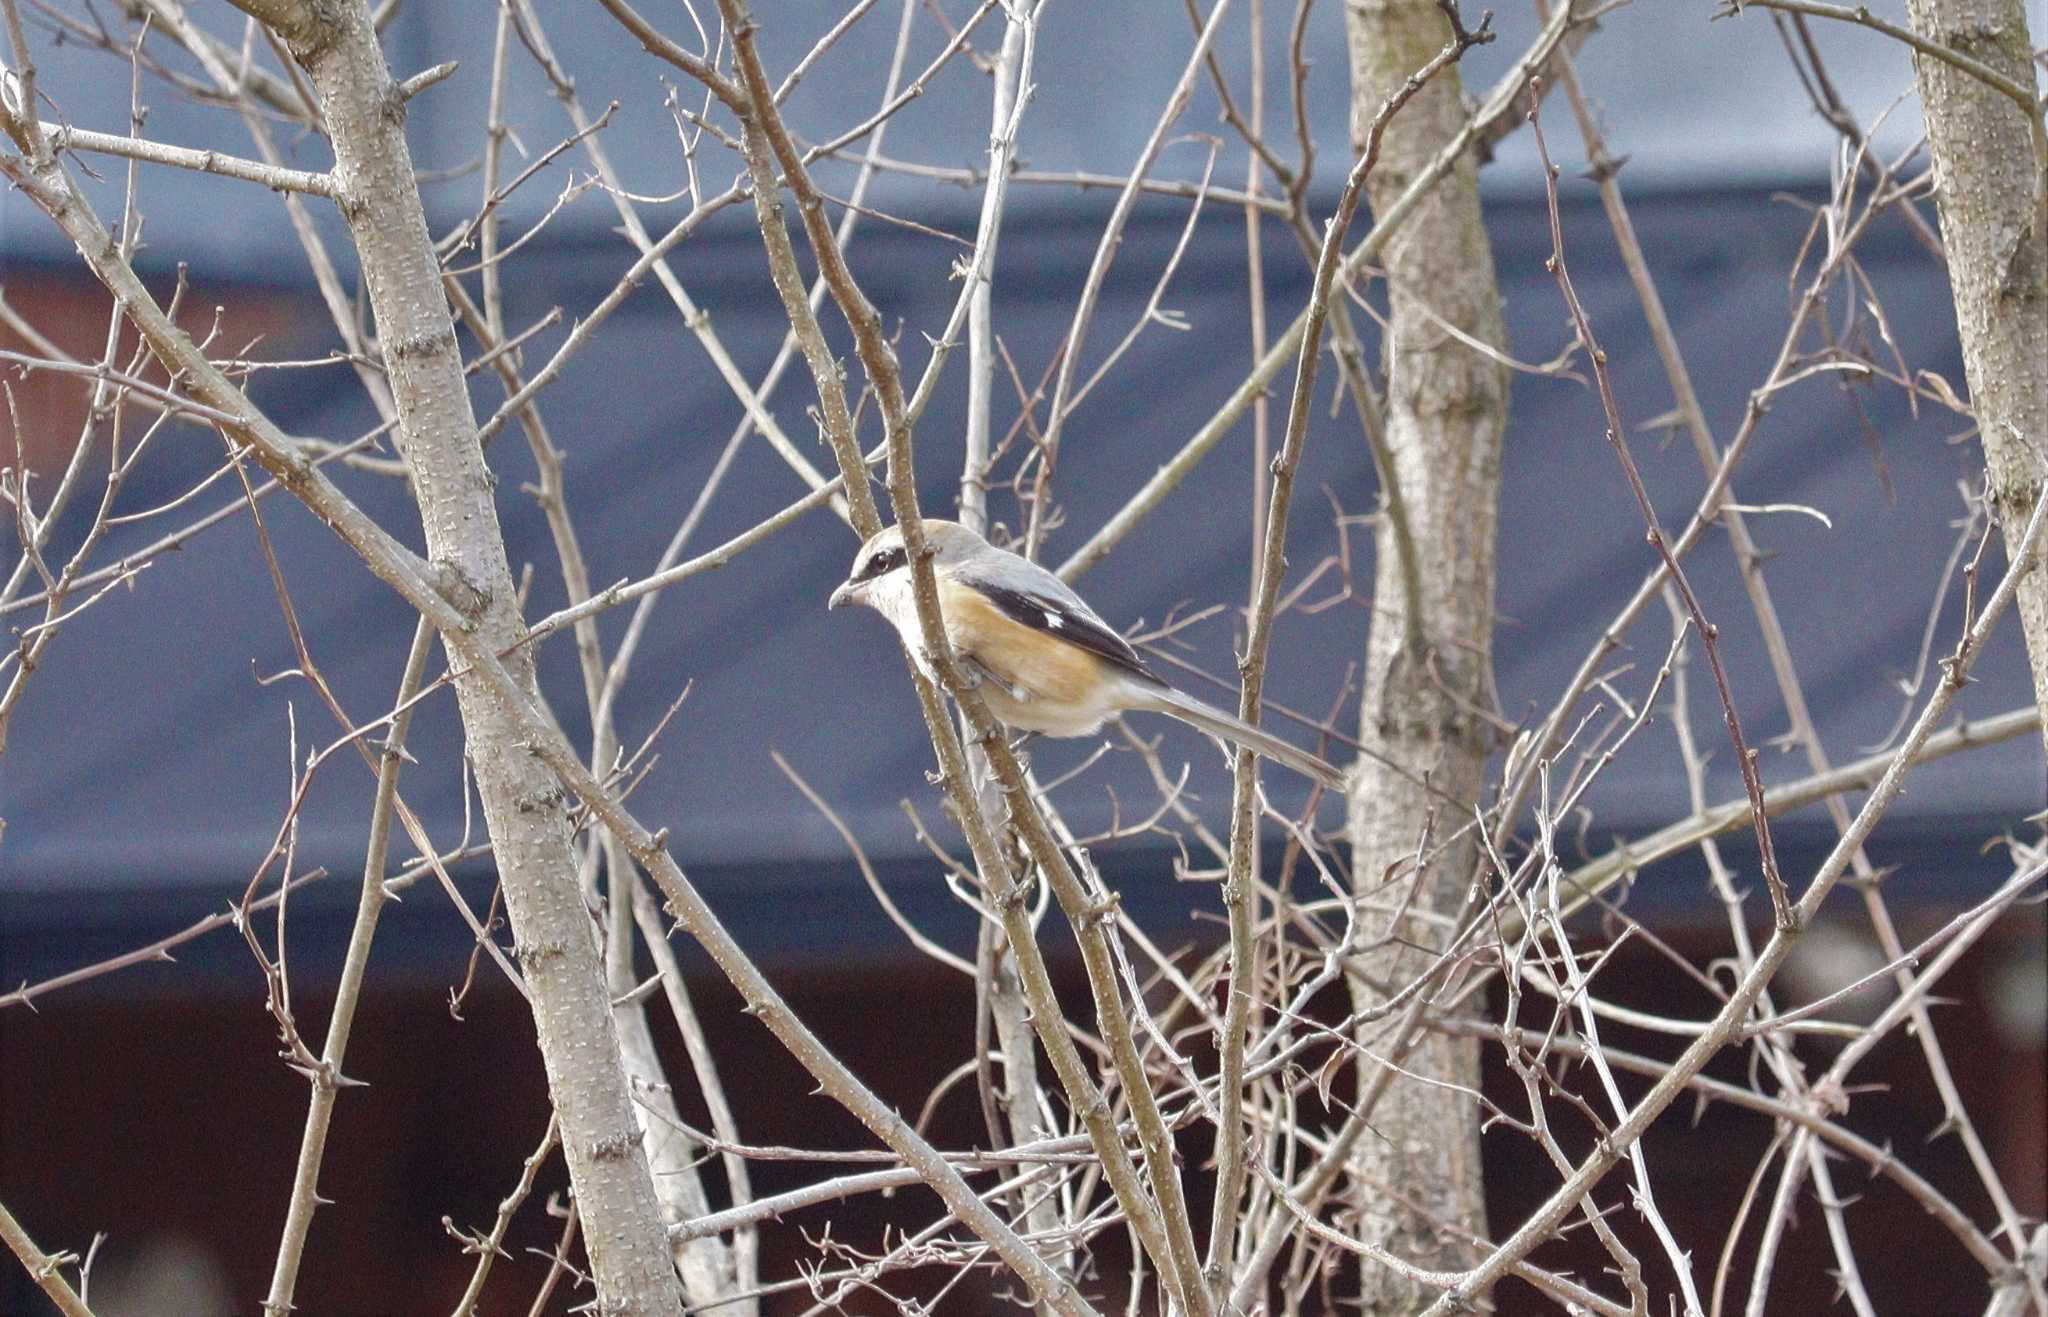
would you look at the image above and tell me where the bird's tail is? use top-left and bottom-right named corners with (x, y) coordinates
top-left (1130, 685), bottom-right (1348, 792)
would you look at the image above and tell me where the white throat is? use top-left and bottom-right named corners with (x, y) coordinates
top-left (865, 571), bottom-right (939, 680)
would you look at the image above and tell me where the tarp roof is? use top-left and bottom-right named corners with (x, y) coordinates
top-left (3, 183), bottom-right (2038, 973)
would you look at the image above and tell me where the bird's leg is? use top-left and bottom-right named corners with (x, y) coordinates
top-left (958, 653), bottom-right (1029, 702)
top-left (971, 727), bottom-right (1034, 791)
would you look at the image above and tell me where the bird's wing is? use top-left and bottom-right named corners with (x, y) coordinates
top-left (960, 572), bottom-right (1163, 687)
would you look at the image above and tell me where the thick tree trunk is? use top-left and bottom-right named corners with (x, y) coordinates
top-left (1904, 0), bottom-right (2048, 754)
top-left (1340, 1), bottom-right (1507, 1308)
top-left (243, 1), bottom-right (687, 1310)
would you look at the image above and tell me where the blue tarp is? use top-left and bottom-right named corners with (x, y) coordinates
top-left (1, 185), bottom-right (2039, 981)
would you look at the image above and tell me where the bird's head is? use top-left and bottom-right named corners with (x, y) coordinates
top-left (827, 519), bottom-right (986, 612)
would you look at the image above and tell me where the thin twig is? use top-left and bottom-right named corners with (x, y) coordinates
top-left (1209, 6), bottom-right (1493, 1303)
top-left (264, 617), bottom-right (436, 1314)
top-left (44, 122), bottom-right (339, 194)
top-left (1424, 486), bottom-right (2048, 1312)
top-left (0, 1198), bottom-right (96, 1317)
top-left (1528, 85), bottom-right (1792, 930)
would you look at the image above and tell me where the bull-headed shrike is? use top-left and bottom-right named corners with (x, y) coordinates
top-left (829, 519), bottom-right (1347, 791)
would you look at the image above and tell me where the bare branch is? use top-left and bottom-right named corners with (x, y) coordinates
top-left (0, 1197), bottom-right (97, 1317)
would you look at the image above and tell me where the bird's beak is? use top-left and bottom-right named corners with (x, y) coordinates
top-left (828, 580), bottom-right (860, 611)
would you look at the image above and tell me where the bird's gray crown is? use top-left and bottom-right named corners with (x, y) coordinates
top-left (846, 518), bottom-right (989, 584)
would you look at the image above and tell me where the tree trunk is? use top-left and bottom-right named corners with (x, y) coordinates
top-left (242, 1), bottom-right (687, 1310)
top-left (1340, 0), bottom-right (1507, 1308)
top-left (1904, 0), bottom-right (2048, 755)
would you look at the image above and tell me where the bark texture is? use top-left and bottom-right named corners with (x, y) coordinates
top-left (609, 864), bottom-right (743, 1311)
top-left (254, 1), bottom-right (686, 1310)
top-left (1341, 1), bottom-right (1507, 1307)
top-left (1904, 0), bottom-right (2048, 754)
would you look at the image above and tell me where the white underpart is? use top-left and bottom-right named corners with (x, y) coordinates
top-left (866, 572), bottom-right (940, 683)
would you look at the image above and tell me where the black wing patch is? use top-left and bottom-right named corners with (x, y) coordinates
top-left (974, 580), bottom-right (1163, 687)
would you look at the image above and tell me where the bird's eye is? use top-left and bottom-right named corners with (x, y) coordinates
top-left (860, 546), bottom-right (907, 581)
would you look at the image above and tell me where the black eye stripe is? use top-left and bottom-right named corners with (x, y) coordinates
top-left (859, 545), bottom-right (907, 581)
